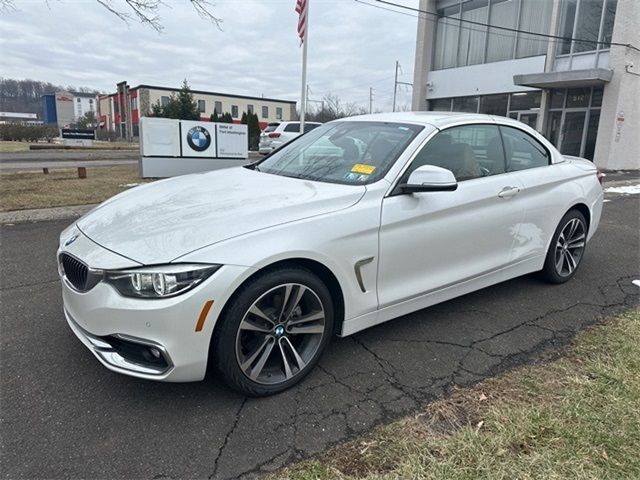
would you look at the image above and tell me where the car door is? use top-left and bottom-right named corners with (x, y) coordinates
top-left (498, 125), bottom-right (570, 261)
top-left (377, 123), bottom-right (526, 307)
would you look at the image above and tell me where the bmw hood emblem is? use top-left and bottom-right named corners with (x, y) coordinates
top-left (64, 234), bottom-right (79, 246)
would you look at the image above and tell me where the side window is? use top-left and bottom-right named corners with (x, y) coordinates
top-left (304, 123), bottom-right (320, 133)
top-left (404, 124), bottom-right (505, 182)
top-left (500, 126), bottom-right (550, 171)
top-left (284, 122), bottom-right (300, 132)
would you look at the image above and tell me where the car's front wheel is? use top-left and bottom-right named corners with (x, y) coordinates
top-left (212, 267), bottom-right (334, 396)
top-left (540, 209), bottom-right (588, 284)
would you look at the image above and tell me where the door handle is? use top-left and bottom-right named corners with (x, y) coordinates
top-left (498, 186), bottom-right (520, 199)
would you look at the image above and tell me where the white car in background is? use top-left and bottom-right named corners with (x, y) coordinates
top-left (258, 121), bottom-right (322, 154)
top-left (58, 112), bottom-right (603, 396)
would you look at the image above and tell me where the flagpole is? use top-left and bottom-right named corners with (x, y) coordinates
top-left (299, 0), bottom-right (309, 133)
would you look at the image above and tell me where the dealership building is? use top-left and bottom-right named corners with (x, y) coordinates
top-left (412, 0), bottom-right (639, 170)
top-left (41, 91), bottom-right (99, 127)
top-left (98, 82), bottom-right (297, 139)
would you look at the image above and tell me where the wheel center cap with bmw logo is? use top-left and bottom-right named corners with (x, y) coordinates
top-left (186, 126), bottom-right (211, 152)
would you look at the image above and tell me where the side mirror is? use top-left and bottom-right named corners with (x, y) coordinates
top-left (399, 165), bottom-right (458, 194)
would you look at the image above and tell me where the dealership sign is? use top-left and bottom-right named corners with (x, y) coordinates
top-left (61, 128), bottom-right (95, 146)
top-left (139, 117), bottom-right (249, 178)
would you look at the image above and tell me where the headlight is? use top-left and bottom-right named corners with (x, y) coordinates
top-left (104, 264), bottom-right (220, 298)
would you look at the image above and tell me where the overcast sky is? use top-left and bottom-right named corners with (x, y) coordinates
top-left (1, 0), bottom-right (419, 112)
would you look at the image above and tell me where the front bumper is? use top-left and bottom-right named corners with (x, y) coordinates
top-left (58, 228), bottom-right (254, 382)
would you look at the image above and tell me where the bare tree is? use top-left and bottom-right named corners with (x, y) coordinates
top-left (95, 0), bottom-right (223, 31)
top-left (1, 0), bottom-right (222, 31)
top-left (306, 93), bottom-right (368, 123)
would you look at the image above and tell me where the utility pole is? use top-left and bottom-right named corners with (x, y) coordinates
top-left (393, 60), bottom-right (414, 112)
top-left (393, 60), bottom-right (399, 112)
top-left (369, 87), bottom-right (374, 114)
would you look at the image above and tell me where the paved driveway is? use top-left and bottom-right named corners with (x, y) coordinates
top-left (0, 193), bottom-right (638, 479)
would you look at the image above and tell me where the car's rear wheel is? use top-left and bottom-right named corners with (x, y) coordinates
top-left (212, 267), bottom-right (333, 396)
top-left (540, 209), bottom-right (588, 284)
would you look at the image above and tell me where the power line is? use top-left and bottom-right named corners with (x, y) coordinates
top-left (368, 0), bottom-right (640, 53)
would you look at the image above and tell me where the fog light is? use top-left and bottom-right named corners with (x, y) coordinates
top-left (149, 347), bottom-right (162, 359)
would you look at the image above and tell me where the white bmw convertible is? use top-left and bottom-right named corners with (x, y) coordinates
top-left (58, 112), bottom-right (603, 395)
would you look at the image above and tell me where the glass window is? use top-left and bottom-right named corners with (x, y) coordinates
top-left (262, 106), bottom-right (269, 118)
top-left (453, 96), bottom-right (479, 113)
top-left (574, 0), bottom-right (604, 53)
top-left (509, 91), bottom-right (541, 110)
top-left (546, 110), bottom-right (563, 146)
top-left (430, 98), bottom-right (452, 111)
top-left (247, 104), bottom-right (254, 114)
top-left (516, 0), bottom-right (554, 58)
top-left (458, 0), bottom-right (489, 66)
top-left (566, 88), bottom-right (590, 108)
top-left (601, 0), bottom-right (617, 45)
top-left (500, 125), bottom-right (550, 171)
top-left (583, 110), bottom-right (600, 160)
top-left (263, 123), bottom-right (279, 133)
top-left (405, 124), bottom-right (505, 182)
top-left (214, 101), bottom-right (222, 114)
top-left (161, 96), bottom-right (169, 107)
top-left (256, 121), bottom-right (423, 185)
top-left (284, 123), bottom-right (300, 132)
top-left (480, 94), bottom-right (508, 115)
top-left (304, 123), bottom-right (320, 133)
top-left (558, 0), bottom-right (577, 55)
top-left (437, 4), bottom-right (461, 69)
top-left (198, 99), bottom-right (206, 113)
top-left (560, 111), bottom-right (586, 156)
top-left (519, 113), bottom-right (538, 129)
top-left (486, 0), bottom-right (517, 63)
top-left (550, 89), bottom-right (565, 109)
top-left (591, 86), bottom-right (603, 107)
top-left (276, 107), bottom-right (283, 120)
top-left (231, 105), bottom-right (239, 118)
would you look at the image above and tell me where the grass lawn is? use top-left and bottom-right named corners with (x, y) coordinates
top-left (0, 141), bottom-right (31, 153)
top-left (274, 309), bottom-right (640, 480)
top-left (0, 166), bottom-right (151, 211)
top-left (0, 141), bottom-right (139, 153)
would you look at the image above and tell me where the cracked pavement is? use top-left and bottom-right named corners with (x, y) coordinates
top-left (1, 191), bottom-right (638, 480)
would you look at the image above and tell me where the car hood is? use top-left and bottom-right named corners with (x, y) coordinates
top-left (76, 167), bottom-right (365, 265)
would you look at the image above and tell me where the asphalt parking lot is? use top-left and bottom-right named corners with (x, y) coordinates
top-left (1, 192), bottom-right (638, 480)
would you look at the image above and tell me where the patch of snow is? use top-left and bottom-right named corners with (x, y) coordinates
top-left (604, 185), bottom-right (640, 195)
top-left (119, 183), bottom-right (141, 188)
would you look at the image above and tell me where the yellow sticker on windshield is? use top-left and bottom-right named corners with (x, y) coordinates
top-left (351, 164), bottom-right (376, 175)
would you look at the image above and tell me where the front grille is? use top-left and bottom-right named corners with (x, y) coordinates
top-left (60, 253), bottom-right (88, 290)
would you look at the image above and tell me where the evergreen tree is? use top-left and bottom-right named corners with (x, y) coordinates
top-left (160, 79), bottom-right (199, 120)
top-left (150, 101), bottom-right (164, 117)
top-left (247, 112), bottom-right (261, 150)
top-left (210, 111), bottom-right (219, 122)
top-left (240, 111), bottom-right (248, 125)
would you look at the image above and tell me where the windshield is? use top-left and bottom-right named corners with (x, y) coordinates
top-left (254, 121), bottom-right (423, 185)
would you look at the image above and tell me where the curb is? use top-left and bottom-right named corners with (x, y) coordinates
top-left (0, 204), bottom-right (96, 225)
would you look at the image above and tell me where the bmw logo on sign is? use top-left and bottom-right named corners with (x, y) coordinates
top-left (186, 126), bottom-right (211, 152)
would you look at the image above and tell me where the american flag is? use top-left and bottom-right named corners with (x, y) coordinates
top-left (295, 0), bottom-right (307, 45)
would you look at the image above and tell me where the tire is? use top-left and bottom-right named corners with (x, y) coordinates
top-left (211, 267), bottom-right (334, 396)
top-left (540, 209), bottom-right (588, 284)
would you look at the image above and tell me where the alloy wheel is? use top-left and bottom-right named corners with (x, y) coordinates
top-left (554, 218), bottom-right (586, 277)
top-left (235, 283), bottom-right (326, 385)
